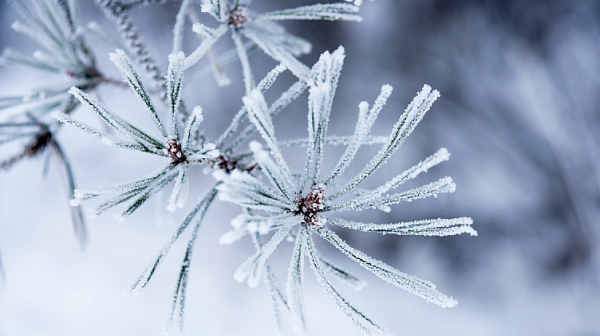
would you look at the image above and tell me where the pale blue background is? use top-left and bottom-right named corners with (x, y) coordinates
top-left (1, 1), bottom-right (599, 335)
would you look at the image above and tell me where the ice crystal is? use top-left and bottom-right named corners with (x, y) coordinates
top-left (215, 47), bottom-right (475, 334)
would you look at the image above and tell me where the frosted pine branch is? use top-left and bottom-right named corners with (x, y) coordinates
top-left (0, 2), bottom-right (477, 335)
top-left (1, 0), bottom-right (100, 113)
top-left (59, 52), bottom-right (219, 218)
top-left (183, 0), bottom-right (361, 83)
top-left (215, 51), bottom-right (474, 334)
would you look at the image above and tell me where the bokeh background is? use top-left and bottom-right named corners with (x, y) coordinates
top-left (1, 0), bottom-right (599, 335)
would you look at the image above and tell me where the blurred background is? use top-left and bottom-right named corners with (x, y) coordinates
top-left (1, 0), bottom-right (599, 335)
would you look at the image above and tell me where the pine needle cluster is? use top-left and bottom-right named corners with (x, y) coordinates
top-left (0, 0), bottom-right (474, 334)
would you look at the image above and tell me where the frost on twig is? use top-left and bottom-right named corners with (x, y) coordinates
top-left (1, 1), bottom-right (475, 335)
top-left (1, 0), bottom-right (99, 112)
top-left (1, 102), bottom-right (88, 248)
top-left (215, 48), bottom-right (475, 334)
top-left (56, 46), bottom-right (314, 331)
top-left (113, 58), bottom-right (314, 331)
top-left (96, 0), bottom-right (167, 96)
top-left (58, 51), bottom-right (218, 219)
top-left (183, 0), bottom-right (361, 84)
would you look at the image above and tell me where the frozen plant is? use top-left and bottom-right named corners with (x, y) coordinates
top-left (56, 50), bottom-right (220, 219)
top-left (50, 1), bottom-right (338, 328)
top-left (0, 0), bottom-right (475, 335)
top-left (96, 0), bottom-right (361, 94)
top-left (56, 0), bottom-right (363, 221)
top-left (176, 0), bottom-right (361, 93)
top-left (0, 0), bottom-right (117, 246)
top-left (121, 60), bottom-right (307, 333)
top-left (0, 0), bottom-right (101, 112)
top-left (214, 47), bottom-right (476, 335)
